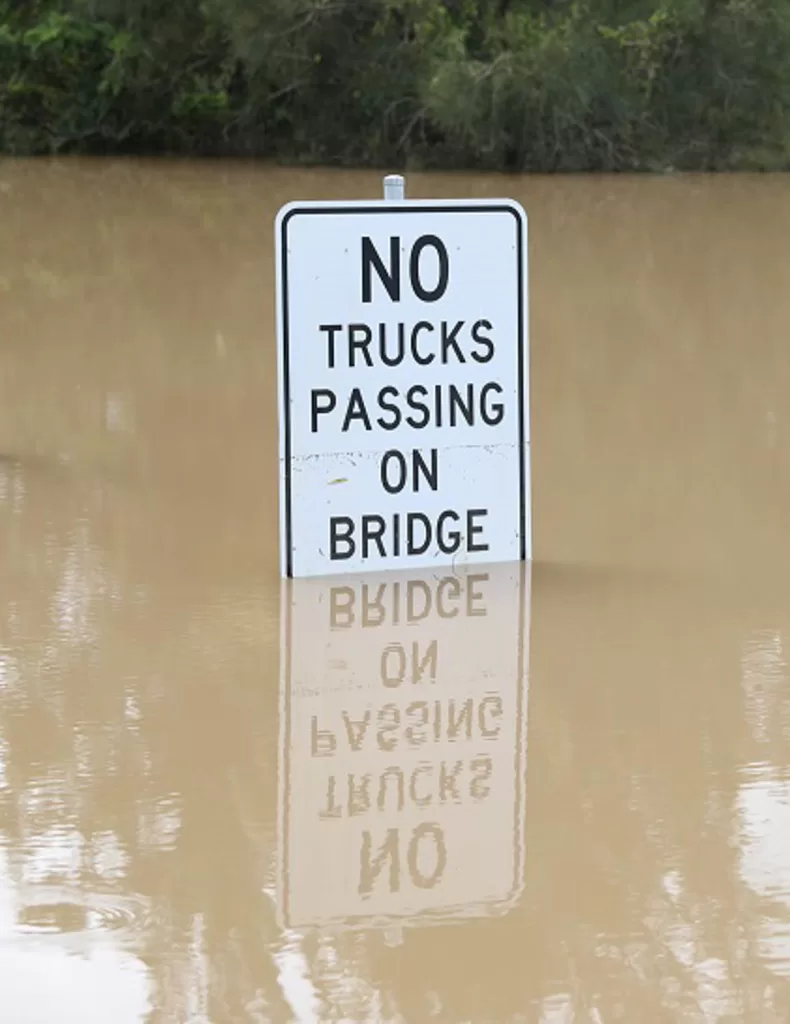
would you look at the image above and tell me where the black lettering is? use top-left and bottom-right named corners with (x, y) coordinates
top-left (330, 517), bottom-right (355, 560)
top-left (467, 509), bottom-right (489, 552)
top-left (348, 323), bottom-right (373, 368)
top-left (319, 324), bottom-right (343, 369)
top-left (480, 382), bottom-right (505, 426)
top-left (407, 513), bottom-right (432, 556)
top-left (471, 319), bottom-right (495, 363)
top-left (436, 510), bottom-right (462, 554)
top-left (362, 515), bottom-right (386, 558)
top-left (441, 320), bottom-right (465, 363)
top-left (413, 449), bottom-right (439, 492)
top-left (405, 386), bottom-right (430, 429)
top-left (379, 322), bottom-right (405, 367)
top-left (342, 388), bottom-right (372, 432)
top-left (410, 235), bottom-right (449, 302)
top-left (410, 322), bottom-right (435, 365)
top-left (372, 451), bottom-right (438, 493)
top-left (380, 451), bottom-right (407, 495)
top-left (376, 386), bottom-right (401, 431)
top-left (448, 384), bottom-right (475, 427)
top-left (362, 236), bottom-right (400, 303)
top-left (311, 389), bottom-right (336, 433)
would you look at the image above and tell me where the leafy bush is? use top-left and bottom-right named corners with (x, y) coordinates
top-left (0, 1), bottom-right (235, 154)
top-left (2, 0), bottom-right (790, 169)
top-left (424, 0), bottom-right (790, 170)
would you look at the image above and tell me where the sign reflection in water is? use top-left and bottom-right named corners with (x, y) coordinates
top-left (277, 562), bottom-right (530, 931)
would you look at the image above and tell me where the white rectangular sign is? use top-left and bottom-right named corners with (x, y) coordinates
top-left (275, 199), bottom-right (530, 578)
top-left (277, 562), bottom-right (530, 931)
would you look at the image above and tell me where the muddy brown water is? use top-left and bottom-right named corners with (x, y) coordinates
top-left (2, 160), bottom-right (790, 1022)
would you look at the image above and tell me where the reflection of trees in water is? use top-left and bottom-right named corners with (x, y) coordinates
top-left (4, 469), bottom-right (790, 1020)
top-left (0, 459), bottom-right (290, 1022)
top-left (296, 580), bottom-right (790, 1023)
top-left (0, 161), bottom-right (292, 1017)
top-left (4, 164), bottom-right (790, 1017)
top-left (514, 583), bottom-right (790, 1023)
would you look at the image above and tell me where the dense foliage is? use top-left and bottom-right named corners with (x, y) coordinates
top-left (2, 0), bottom-right (790, 169)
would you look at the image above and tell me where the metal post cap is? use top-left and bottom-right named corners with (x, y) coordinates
top-left (383, 175), bottom-right (405, 201)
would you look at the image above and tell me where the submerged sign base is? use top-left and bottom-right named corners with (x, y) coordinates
top-left (276, 197), bottom-right (530, 578)
top-left (277, 561), bottom-right (530, 932)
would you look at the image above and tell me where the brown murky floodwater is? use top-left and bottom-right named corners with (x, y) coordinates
top-left (2, 160), bottom-right (790, 1022)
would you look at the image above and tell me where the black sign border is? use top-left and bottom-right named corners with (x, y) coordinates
top-left (278, 203), bottom-right (528, 578)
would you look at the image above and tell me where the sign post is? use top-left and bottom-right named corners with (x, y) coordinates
top-left (275, 176), bottom-right (529, 578)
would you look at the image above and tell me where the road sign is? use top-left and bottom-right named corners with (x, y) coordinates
top-left (275, 196), bottom-right (529, 578)
top-left (277, 561), bottom-right (530, 932)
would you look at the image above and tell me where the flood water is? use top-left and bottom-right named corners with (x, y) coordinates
top-left (2, 160), bottom-right (790, 1022)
